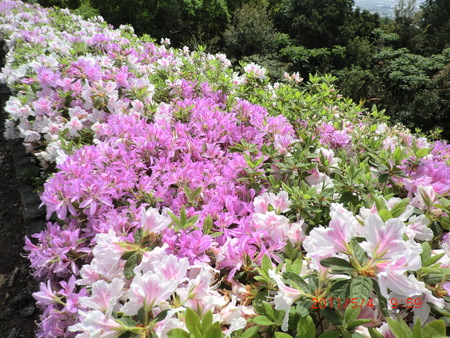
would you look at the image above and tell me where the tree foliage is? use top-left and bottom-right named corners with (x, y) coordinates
top-left (89, 0), bottom-right (230, 48)
top-left (269, 0), bottom-right (355, 48)
top-left (224, 1), bottom-right (278, 58)
top-left (420, 0), bottom-right (450, 54)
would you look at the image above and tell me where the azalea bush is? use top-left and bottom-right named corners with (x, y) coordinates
top-left (1, 1), bottom-right (450, 337)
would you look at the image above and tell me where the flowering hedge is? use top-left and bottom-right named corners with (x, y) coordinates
top-left (1, 1), bottom-right (450, 337)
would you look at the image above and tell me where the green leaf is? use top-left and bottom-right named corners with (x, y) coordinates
top-left (117, 331), bottom-right (133, 338)
top-left (201, 310), bottom-right (213, 334)
top-left (137, 307), bottom-right (146, 324)
top-left (390, 198), bottom-right (411, 218)
top-left (374, 197), bottom-right (387, 212)
top-left (192, 187), bottom-right (202, 200)
top-left (378, 209), bottom-right (393, 222)
top-left (121, 251), bottom-right (136, 260)
top-left (203, 215), bottom-right (213, 234)
top-left (241, 325), bottom-right (260, 338)
top-left (167, 210), bottom-right (181, 227)
top-left (252, 316), bottom-right (274, 326)
top-left (186, 214), bottom-right (199, 227)
top-left (296, 299), bottom-right (313, 317)
top-left (286, 257), bottom-right (303, 275)
top-left (322, 308), bottom-right (342, 325)
top-left (262, 255), bottom-right (273, 273)
top-left (328, 279), bottom-right (351, 300)
top-left (422, 320), bottom-right (446, 338)
top-left (283, 272), bottom-right (309, 292)
top-left (350, 276), bottom-right (373, 300)
top-left (185, 308), bottom-right (201, 334)
top-left (421, 242), bottom-right (432, 265)
top-left (167, 328), bottom-right (191, 338)
top-left (416, 148), bottom-right (432, 158)
top-left (320, 257), bottom-right (353, 269)
top-left (344, 305), bottom-right (361, 326)
top-left (423, 252), bottom-right (445, 267)
top-left (386, 317), bottom-right (412, 338)
top-left (133, 228), bottom-right (143, 243)
top-left (154, 309), bottom-right (169, 323)
top-left (116, 317), bottom-right (138, 328)
top-left (439, 216), bottom-right (450, 231)
top-left (340, 191), bottom-right (360, 206)
top-left (183, 186), bottom-right (193, 201)
top-left (297, 315), bottom-right (315, 338)
top-left (124, 253), bottom-right (138, 280)
top-left (412, 318), bottom-right (422, 338)
top-left (368, 328), bottom-right (384, 338)
top-left (378, 173), bottom-right (390, 184)
top-left (180, 206), bottom-right (187, 226)
top-left (274, 333), bottom-right (293, 338)
top-left (318, 332), bottom-right (341, 338)
top-left (262, 302), bottom-right (276, 321)
top-left (347, 318), bottom-right (372, 330)
top-left (204, 321), bottom-right (223, 338)
top-left (351, 238), bottom-right (369, 265)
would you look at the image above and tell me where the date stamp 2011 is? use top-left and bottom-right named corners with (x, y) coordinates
top-left (311, 297), bottom-right (375, 309)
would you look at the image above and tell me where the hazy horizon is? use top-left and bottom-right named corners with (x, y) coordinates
top-left (354, 0), bottom-right (425, 18)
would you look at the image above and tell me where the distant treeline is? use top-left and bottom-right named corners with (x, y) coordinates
top-left (27, 0), bottom-right (450, 139)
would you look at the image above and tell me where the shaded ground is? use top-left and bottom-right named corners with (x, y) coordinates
top-left (0, 92), bottom-right (38, 337)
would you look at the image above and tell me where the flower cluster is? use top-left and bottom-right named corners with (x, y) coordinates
top-left (1, 1), bottom-right (450, 337)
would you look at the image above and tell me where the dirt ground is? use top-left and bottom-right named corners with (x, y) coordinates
top-left (0, 92), bottom-right (38, 337)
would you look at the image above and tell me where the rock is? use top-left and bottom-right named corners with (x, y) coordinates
top-left (19, 304), bottom-right (35, 318)
top-left (0, 308), bottom-right (12, 320)
top-left (18, 186), bottom-right (41, 208)
top-left (23, 205), bottom-right (45, 221)
top-left (6, 327), bottom-right (20, 338)
top-left (26, 220), bottom-right (46, 237)
top-left (9, 292), bottom-right (33, 310)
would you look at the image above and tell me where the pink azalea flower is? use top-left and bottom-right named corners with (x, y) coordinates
top-left (121, 272), bottom-right (178, 315)
top-left (78, 278), bottom-right (125, 316)
top-left (269, 269), bottom-right (302, 331)
top-left (405, 215), bottom-right (433, 241)
top-left (68, 310), bottom-right (123, 337)
top-left (140, 207), bottom-right (171, 235)
top-left (361, 215), bottom-right (421, 260)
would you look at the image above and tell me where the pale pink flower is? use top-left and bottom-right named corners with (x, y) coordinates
top-left (361, 215), bottom-right (412, 259)
top-left (77, 230), bottom-right (126, 285)
top-left (140, 207), bottom-right (171, 235)
top-left (286, 220), bottom-right (307, 244)
top-left (253, 193), bottom-right (272, 213)
top-left (66, 117), bottom-right (83, 137)
top-left (243, 62), bottom-right (267, 80)
top-left (134, 244), bottom-right (169, 275)
top-left (305, 167), bottom-right (334, 192)
top-left (388, 275), bottom-right (444, 322)
top-left (152, 255), bottom-right (189, 283)
top-left (121, 272), bottom-right (177, 315)
top-left (405, 215), bottom-right (433, 241)
top-left (304, 204), bottom-right (360, 257)
top-left (78, 278), bottom-right (125, 316)
top-left (271, 191), bottom-right (292, 213)
top-left (252, 211), bottom-right (290, 242)
top-left (412, 185), bottom-right (437, 210)
top-left (68, 310), bottom-right (122, 337)
top-left (269, 269), bottom-right (302, 331)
